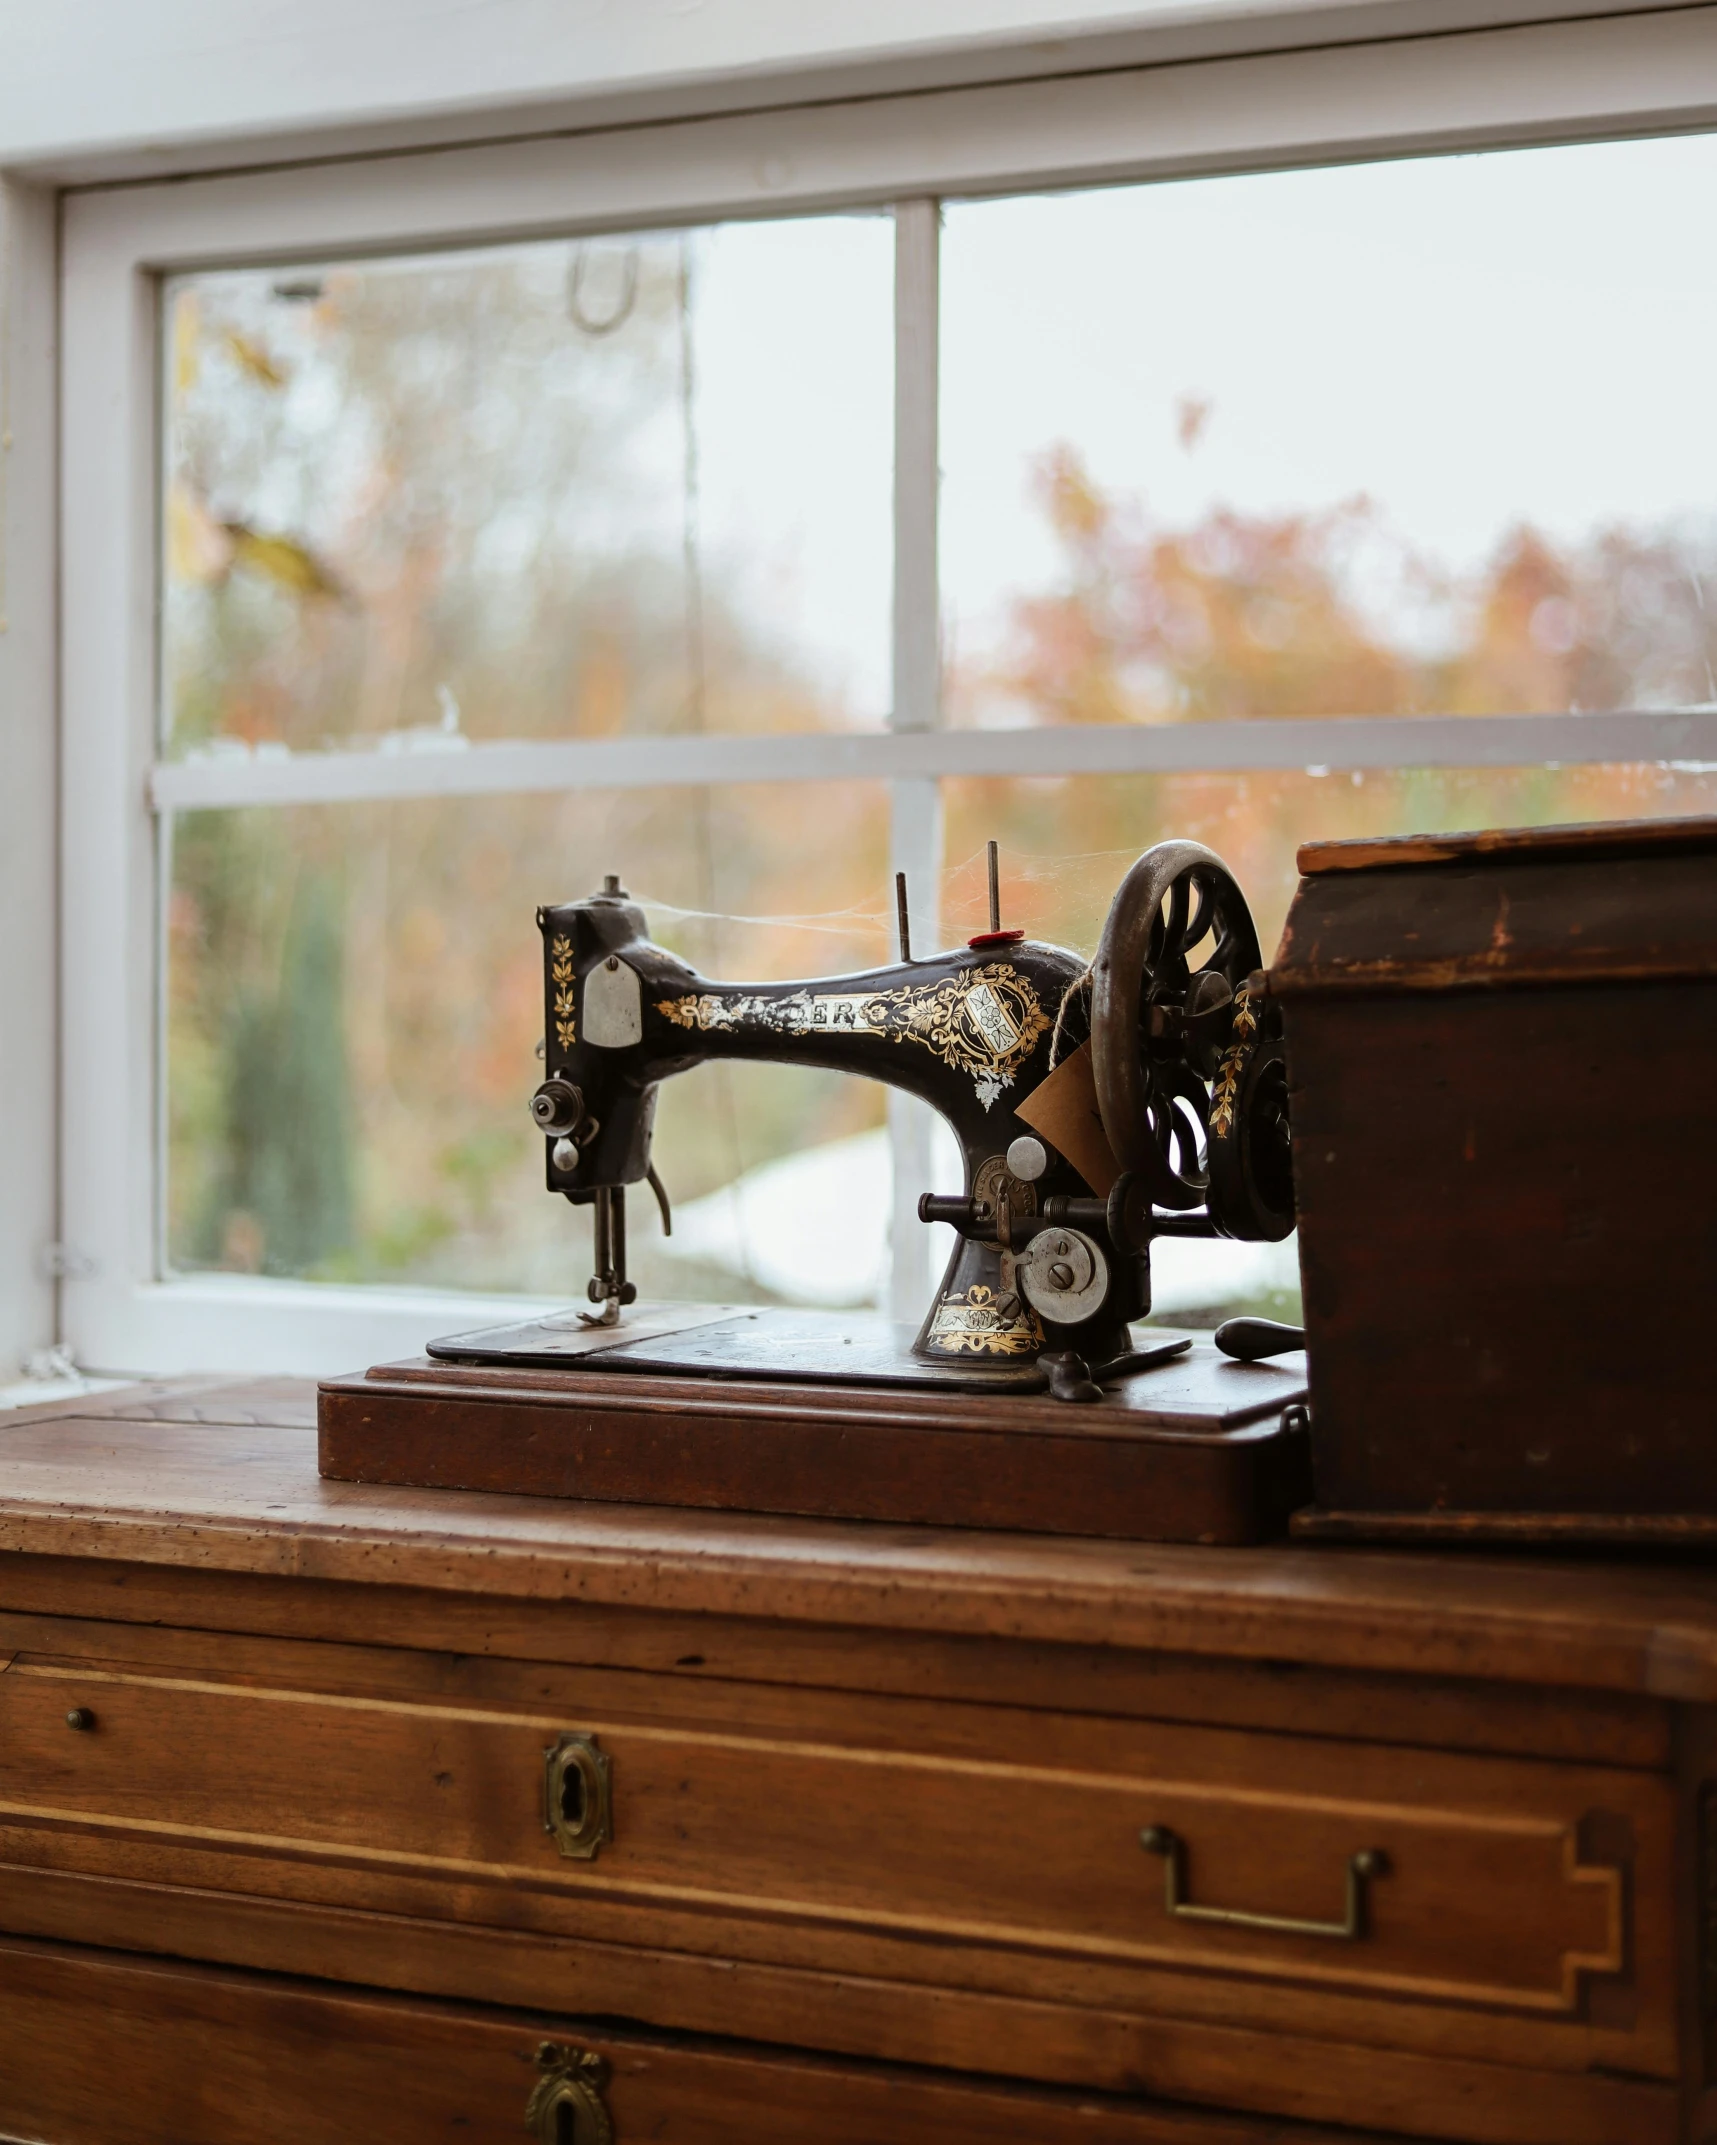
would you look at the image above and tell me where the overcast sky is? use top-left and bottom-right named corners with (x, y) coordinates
top-left (690, 129), bottom-right (1717, 713)
top-left (177, 127), bottom-right (1717, 731)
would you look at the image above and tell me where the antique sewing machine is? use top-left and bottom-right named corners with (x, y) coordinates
top-left (444, 839), bottom-right (1296, 1397)
top-left (319, 839), bottom-right (1312, 1540)
top-left (321, 812), bottom-right (1717, 1544)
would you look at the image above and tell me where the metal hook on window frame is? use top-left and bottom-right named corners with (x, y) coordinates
top-left (568, 245), bottom-right (640, 336)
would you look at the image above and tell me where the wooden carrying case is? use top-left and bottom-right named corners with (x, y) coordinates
top-left (1275, 816), bottom-right (1717, 1544)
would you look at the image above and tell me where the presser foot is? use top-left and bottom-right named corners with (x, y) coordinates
top-left (579, 1184), bottom-right (637, 1328)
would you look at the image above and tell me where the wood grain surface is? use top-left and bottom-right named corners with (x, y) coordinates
top-left (1, 1384), bottom-right (1717, 1698)
top-left (1271, 820), bottom-right (1717, 1551)
top-left (1295, 814), bottom-right (1717, 877)
top-left (1287, 980), bottom-right (1717, 1520)
top-left (0, 1591), bottom-right (1681, 2145)
top-left (0, 1931), bottom-right (1430, 2145)
top-left (317, 1350), bottom-right (1312, 1542)
top-left (0, 1850), bottom-right (1681, 2145)
top-left (1273, 852), bottom-right (1717, 995)
top-left (0, 1382), bottom-right (1707, 2145)
top-left (0, 1569), bottom-right (1668, 1767)
top-left (0, 1622), bottom-right (1661, 2031)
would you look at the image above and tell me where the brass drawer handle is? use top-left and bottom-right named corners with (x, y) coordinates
top-left (543, 1733), bottom-right (613, 1861)
top-left (527, 2042), bottom-right (612, 2144)
top-left (1140, 1824), bottom-right (1388, 1941)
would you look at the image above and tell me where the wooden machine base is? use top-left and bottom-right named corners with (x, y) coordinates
top-left (318, 1337), bottom-right (1312, 1543)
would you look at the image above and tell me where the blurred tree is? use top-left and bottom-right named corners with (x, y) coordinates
top-left (178, 855), bottom-right (354, 1277)
top-left (164, 247), bottom-right (891, 1296)
top-left (997, 447), bottom-right (1413, 725)
top-left (973, 444), bottom-right (1717, 730)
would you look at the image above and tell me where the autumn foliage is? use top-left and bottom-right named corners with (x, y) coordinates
top-left (973, 445), bottom-right (1717, 731)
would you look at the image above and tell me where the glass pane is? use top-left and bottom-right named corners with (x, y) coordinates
top-left (166, 782), bottom-right (893, 1308)
top-left (944, 760), bottom-right (1717, 1323)
top-left (163, 216), bottom-right (892, 755)
top-left (943, 136), bottom-right (1717, 727)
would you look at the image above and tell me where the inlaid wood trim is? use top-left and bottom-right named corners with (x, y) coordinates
top-left (3, 1658), bottom-right (1640, 1834)
top-left (0, 1791), bottom-right (1620, 2019)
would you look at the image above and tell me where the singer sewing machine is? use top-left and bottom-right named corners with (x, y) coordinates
top-left (472, 840), bottom-right (1292, 1388)
top-left (319, 842), bottom-right (1314, 1541)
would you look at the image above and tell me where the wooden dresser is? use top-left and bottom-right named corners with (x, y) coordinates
top-left (0, 1378), bottom-right (1714, 2145)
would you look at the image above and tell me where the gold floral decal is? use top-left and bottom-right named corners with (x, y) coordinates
top-left (550, 935), bottom-right (577, 1054)
top-left (657, 993), bottom-right (727, 1031)
top-left (925, 1282), bottom-right (1043, 1356)
top-left (1209, 984), bottom-right (1257, 1139)
top-left (655, 966), bottom-right (1051, 1112)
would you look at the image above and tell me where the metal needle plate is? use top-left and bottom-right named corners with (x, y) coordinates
top-left (430, 1305), bottom-right (1197, 1396)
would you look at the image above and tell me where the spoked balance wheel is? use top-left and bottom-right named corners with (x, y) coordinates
top-left (1091, 840), bottom-right (1294, 1242)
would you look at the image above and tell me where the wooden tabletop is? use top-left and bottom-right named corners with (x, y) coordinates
top-left (2, 1378), bottom-right (1716, 1701)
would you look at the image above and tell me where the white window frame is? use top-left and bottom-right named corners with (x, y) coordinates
top-left (0, 177), bottom-right (58, 1388)
top-left (58, 6), bottom-right (1717, 1374)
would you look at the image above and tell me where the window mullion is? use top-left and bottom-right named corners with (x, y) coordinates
top-left (888, 197), bottom-right (945, 1327)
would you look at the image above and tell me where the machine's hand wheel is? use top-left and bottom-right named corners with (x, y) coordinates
top-left (1091, 841), bottom-right (1281, 1227)
top-left (1204, 1020), bottom-right (1296, 1243)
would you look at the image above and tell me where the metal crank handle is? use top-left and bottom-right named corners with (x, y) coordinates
top-left (1213, 1316), bottom-right (1306, 1361)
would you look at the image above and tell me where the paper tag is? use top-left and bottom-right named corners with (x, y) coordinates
top-left (1014, 1040), bottom-right (1120, 1195)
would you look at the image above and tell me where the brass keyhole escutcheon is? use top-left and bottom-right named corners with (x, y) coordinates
top-left (543, 1733), bottom-right (613, 1861)
top-left (526, 2043), bottom-right (612, 2144)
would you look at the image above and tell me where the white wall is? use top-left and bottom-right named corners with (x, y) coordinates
top-left (0, 0), bottom-right (1699, 183)
top-left (0, 178), bottom-right (56, 1379)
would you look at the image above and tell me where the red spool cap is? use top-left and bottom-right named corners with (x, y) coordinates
top-left (966, 928), bottom-right (1026, 949)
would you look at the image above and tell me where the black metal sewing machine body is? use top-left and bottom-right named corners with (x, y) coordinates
top-left (535, 883), bottom-right (1138, 1367)
top-left (521, 845), bottom-right (1297, 1392)
top-left (345, 844), bottom-right (1306, 1524)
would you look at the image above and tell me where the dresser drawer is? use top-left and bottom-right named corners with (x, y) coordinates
top-left (0, 1634), bottom-right (1679, 2143)
top-left (0, 1932), bottom-right (1403, 2145)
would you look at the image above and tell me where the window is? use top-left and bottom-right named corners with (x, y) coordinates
top-left (59, 15), bottom-right (1717, 1372)
top-left (162, 223), bottom-right (894, 1316)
